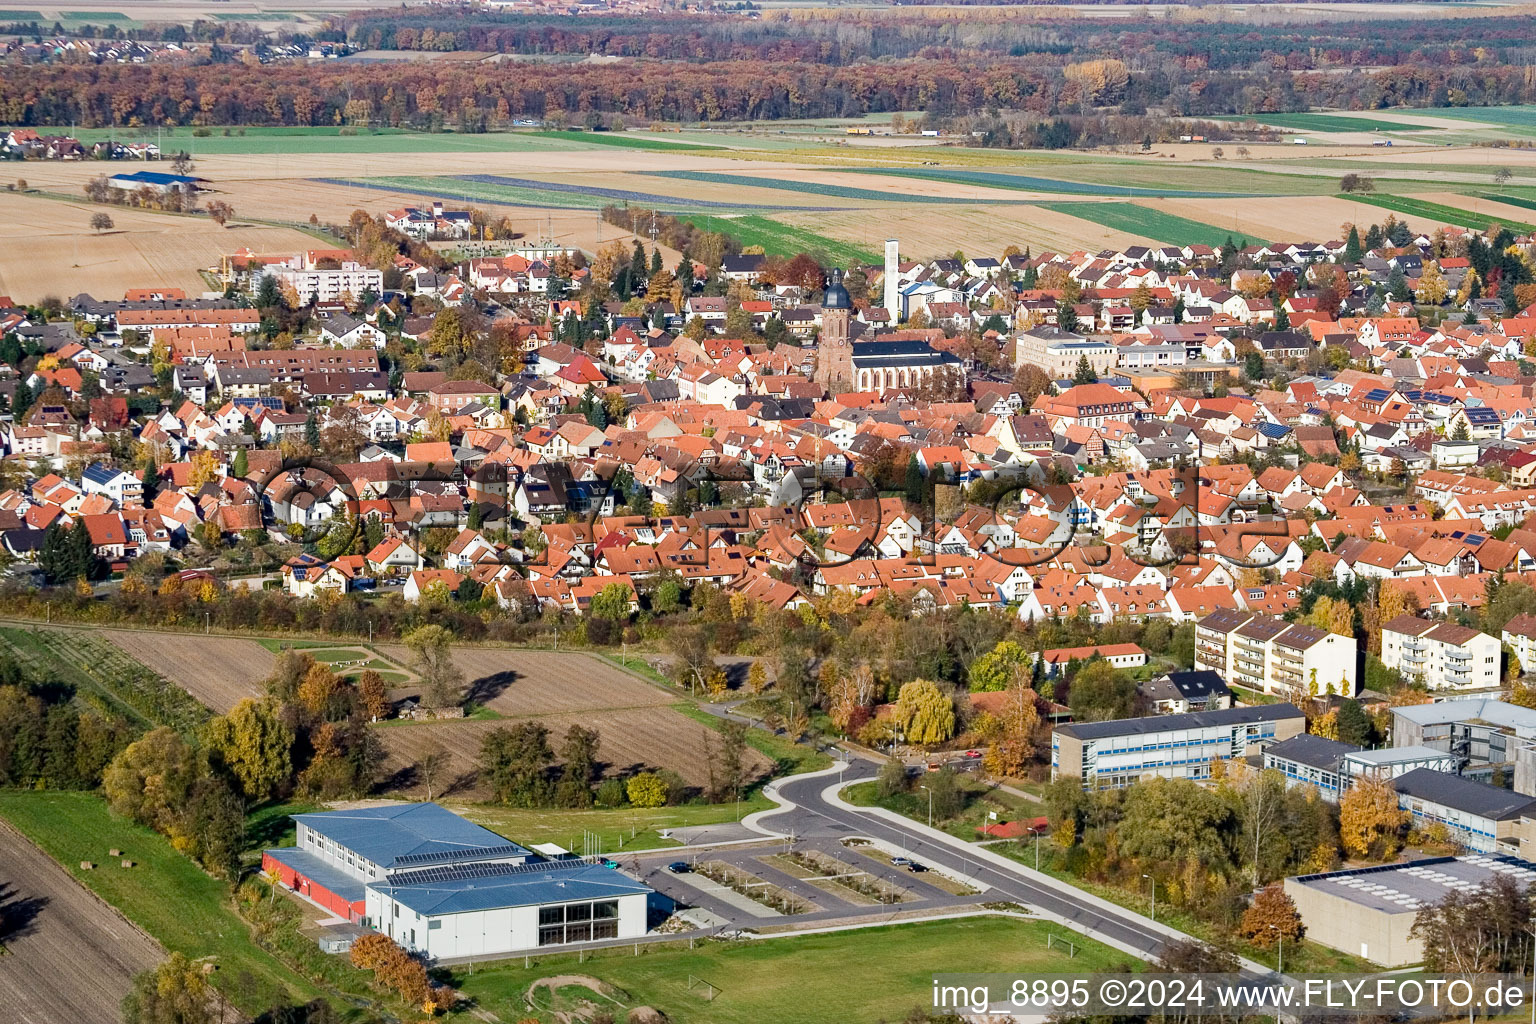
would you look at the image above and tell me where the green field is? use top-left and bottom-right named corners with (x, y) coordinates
top-left (1213, 111), bottom-right (1436, 134)
top-left (1340, 192), bottom-right (1536, 234)
top-left (1474, 191), bottom-right (1536, 214)
top-left (1040, 201), bottom-right (1259, 247)
top-left (1409, 105), bottom-right (1536, 129)
top-left (454, 801), bottom-right (758, 853)
top-left (681, 214), bottom-right (879, 265)
top-left (0, 790), bottom-right (319, 1014)
top-left (63, 9), bottom-right (130, 18)
top-left (857, 166), bottom-right (1262, 199)
top-left (455, 916), bottom-right (1129, 1024)
top-left (532, 130), bottom-right (721, 152)
top-left (0, 10), bottom-right (44, 18)
top-left (648, 169), bottom-right (1004, 204)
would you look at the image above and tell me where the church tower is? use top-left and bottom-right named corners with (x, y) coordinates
top-left (816, 268), bottom-right (853, 391)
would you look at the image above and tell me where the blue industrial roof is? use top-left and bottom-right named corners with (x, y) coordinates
top-left (373, 860), bottom-right (651, 917)
top-left (292, 803), bottom-right (530, 869)
top-left (264, 846), bottom-right (368, 905)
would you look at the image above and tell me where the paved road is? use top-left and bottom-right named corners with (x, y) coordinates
top-left (749, 760), bottom-right (1191, 963)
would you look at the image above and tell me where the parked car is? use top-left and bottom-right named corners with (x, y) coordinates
top-left (907, 862), bottom-right (929, 873)
top-left (891, 856), bottom-right (912, 867)
top-left (666, 861), bottom-right (691, 874)
top-left (964, 750), bottom-right (981, 759)
top-left (601, 858), bottom-right (619, 869)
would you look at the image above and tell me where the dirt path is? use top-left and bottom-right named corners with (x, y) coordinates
top-left (0, 820), bottom-right (164, 1024)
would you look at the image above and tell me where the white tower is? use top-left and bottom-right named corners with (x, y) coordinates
top-left (884, 238), bottom-right (900, 323)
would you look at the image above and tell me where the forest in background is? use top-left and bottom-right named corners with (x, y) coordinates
top-left (4, 8), bottom-right (1536, 130)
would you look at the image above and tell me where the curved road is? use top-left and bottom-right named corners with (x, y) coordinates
top-left (750, 758), bottom-right (1205, 965)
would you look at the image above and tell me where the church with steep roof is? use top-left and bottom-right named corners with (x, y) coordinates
top-left (813, 267), bottom-right (963, 394)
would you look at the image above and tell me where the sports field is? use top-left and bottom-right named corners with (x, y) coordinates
top-left (456, 915), bottom-right (1128, 1024)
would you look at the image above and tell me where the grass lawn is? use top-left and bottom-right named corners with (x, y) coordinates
top-left (681, 214), bottom-right (879, 265)
top-left (843, 775), bottom-right (1039, 842)
top-left (1340, 192), bottom-right (1536, 234)
top-left (671, 704), bottom-right (833, 777)
top-left (452, 801), bottom-right (776, 854)
top-left (1041, 201), bottom-right (1262, 247)
top-left (453, 915), bottom-right (1131, 1024)
top-left (991, 842), bottom-right (1372, 974)
top-left (0, 790), bottom-right (321, 1014)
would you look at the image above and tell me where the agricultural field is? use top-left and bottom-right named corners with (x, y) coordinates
top-left (456, 915), bottom-right (1127, 1024)
top-left (0, 790), bottom-right (320, 1015)
top-left (645, 169), bottom-right (1011, 204)
top-left (855, 165), bottom-right (1262, 199)
top-left (678, 214), bottom-right (879, 265)
top-left (99, 629), bottom-right (273, 713)
top-left (0, 626), bottom-right (209, 730)
top-left (1152, 193), bottom-right (1458, 242)
top-left (373, 646), bottom-right (674, 717)
top-left (780, 203), bottom-right (1147, 260)
top-left (0, 190), bottom-right (318, 304)
top-left (1212, 111), bottom-right (1437, 134)
top-left (0, 816), bottom-right (163, 1024)
top-left (531, 130), bottom-right (723, 152)
top-left (1341, 192), bottom-right (1536, 234)
top-left (371, 705), bottom-right (773, 800)
top-left (1042, 200), bottom-right (1256, 248)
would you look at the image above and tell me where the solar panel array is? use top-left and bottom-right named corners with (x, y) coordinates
top-left (391, 843), bottom-right (528, 868)
top-left (388, 854), bottom-right (600, 887)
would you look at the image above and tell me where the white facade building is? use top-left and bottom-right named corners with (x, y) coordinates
top-left (1381, 614), bottom-right (1501, 691)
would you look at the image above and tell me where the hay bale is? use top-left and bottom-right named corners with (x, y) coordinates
top-left (109, 848), bottom-right (122, 857)
top-left (120, 860), bottom-right (134, 868)
top-left (80, 861), bottom-right (93, 870)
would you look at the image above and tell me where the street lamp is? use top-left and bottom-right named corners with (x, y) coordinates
top-left (918, 784), bottom-right (933, 829)
top-left (1143, 873), bottom-right (1155, 921)
top-left (1269, 924), bottom-right (1283, 975)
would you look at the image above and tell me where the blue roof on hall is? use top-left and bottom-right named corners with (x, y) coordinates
top-left (292, 803), bottom-right (529, 869)
top-left (264, 846), bottom-right (368, 905)
top-left (374, 860), bottom-right (651, 917)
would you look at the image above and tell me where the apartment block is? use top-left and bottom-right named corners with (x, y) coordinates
top-left (1051, 703), bottom-right (1305, 789)
top-left (1381, 614), bottom-right (1500, 691)
top-left (1194, 609), bottom-right (1358, 697)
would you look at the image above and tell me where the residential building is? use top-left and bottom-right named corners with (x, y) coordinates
top-left (1380, 614), bottom-right (1500, 691)
top-left (1136, 669), bottom-right (1232, 715)
top-left (1195, 609), bottom-right (1358, 697)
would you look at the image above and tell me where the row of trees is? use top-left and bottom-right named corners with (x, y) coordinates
top-left (477, 717), bottom-right (752, 808)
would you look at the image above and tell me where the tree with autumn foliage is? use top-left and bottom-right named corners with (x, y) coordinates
top-left (1238, 883), bottom-right (1304, 948)
top-left (1339, 777), bottom-right (1409, 860)
top-left (828, 662), bottom-right (877, 734)
top-left (356, 669), bottom-right (391, 721)
top-left (982, 679), bottom-right (1039, 778)
top-left (895, 679), bottom-right (955, 745)
top-left (203, 697), bottom-right (292, 803)
top-left (297, 662), bottom-right (341, 718)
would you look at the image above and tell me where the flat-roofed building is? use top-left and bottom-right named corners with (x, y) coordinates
top-left (1263, 734), bottom-right (1358, 799)
top-left (1394, 767), bottom-right (1536, 855)
top-left (1051, 703), bottom-right (1305, 789)
top-left (1391, 698), bottom-right (1536, 792)
top-left (1287, 855), bottom-right (1536, 966)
